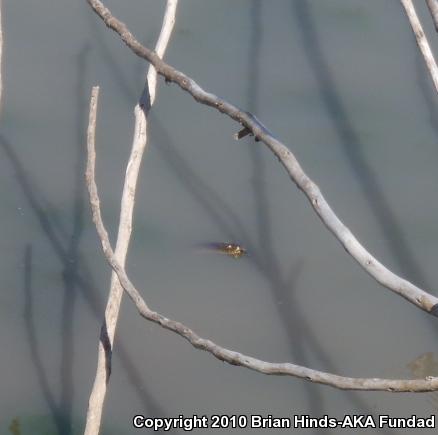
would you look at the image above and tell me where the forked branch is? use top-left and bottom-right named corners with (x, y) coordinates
top-left (84, 2), bottom-right (178, 435)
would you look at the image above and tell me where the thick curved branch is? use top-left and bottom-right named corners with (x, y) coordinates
top-left (400, 0), bottom-right (438, 94)
top-left (86, 0), bottom-right (438, 315)
top-left (84, 2), bottom-right (178, 435)
top-left (86, 87), bottom-right (438, 392)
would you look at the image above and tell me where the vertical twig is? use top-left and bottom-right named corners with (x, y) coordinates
top-left (400, 0), bottom-right (438, 94)
top-left (84, 2), bottom-right (178, 434)
top-left (426, 0), bottom-right (438, 32)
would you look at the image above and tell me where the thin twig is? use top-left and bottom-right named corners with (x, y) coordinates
top-left (426, 0), bottom-right (438, 32)
top-left (400, 0), bottom-right (438, 94)
top-left (84, 2), bottom-right (178, 435)
top-left (86, 90), bottom-right (438, 392)
top-left (86, 0), bottom-right (438, 315)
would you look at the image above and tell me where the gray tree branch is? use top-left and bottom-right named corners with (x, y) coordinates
top-left (400, 0), bottom-right (438, 93)
top-left (426, 0), bottom-right (438, 32)
top-left (84, 2), bottom-right (178, 435)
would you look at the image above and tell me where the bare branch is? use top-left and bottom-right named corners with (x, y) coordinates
top-left (146, 0), bottom-right (177, 106)
top-left (86, 0), bottom-right (438, 315)
top-left (84, 87), bottom-right (103, 435)
top-left (84, 2), bottom-right (178, 435)
top-left (85, 92), bottom-right (438, 392)
top-left (400, 0), bottom-right (438, 94)
top-left (426, 0), bottom-right (438, 32)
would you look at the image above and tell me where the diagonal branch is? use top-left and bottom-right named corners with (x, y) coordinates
top-left (84, 2), bottom-right (178, 435)
top-left (86, 0), bottom-right (438, 315)
top-left (86, 86), bottom-right (438, 392)
top-left (400, 0), bottom-right (438, 94)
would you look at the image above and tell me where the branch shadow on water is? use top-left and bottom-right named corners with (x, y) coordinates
top-left (291, 0), bottom-right (430, 291)
top-left (244, 3), bottom-right (398, 434)
top-left (288, 0), bottom-right (438, 430)
top-left (2, 42), bottom-right (177, 433)
top-left (23, 245), bottom-right (69, 434)
top-left (246, 2), bottom-right (330, 433)
top-left (2, 132), bottom-right (187, 433)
